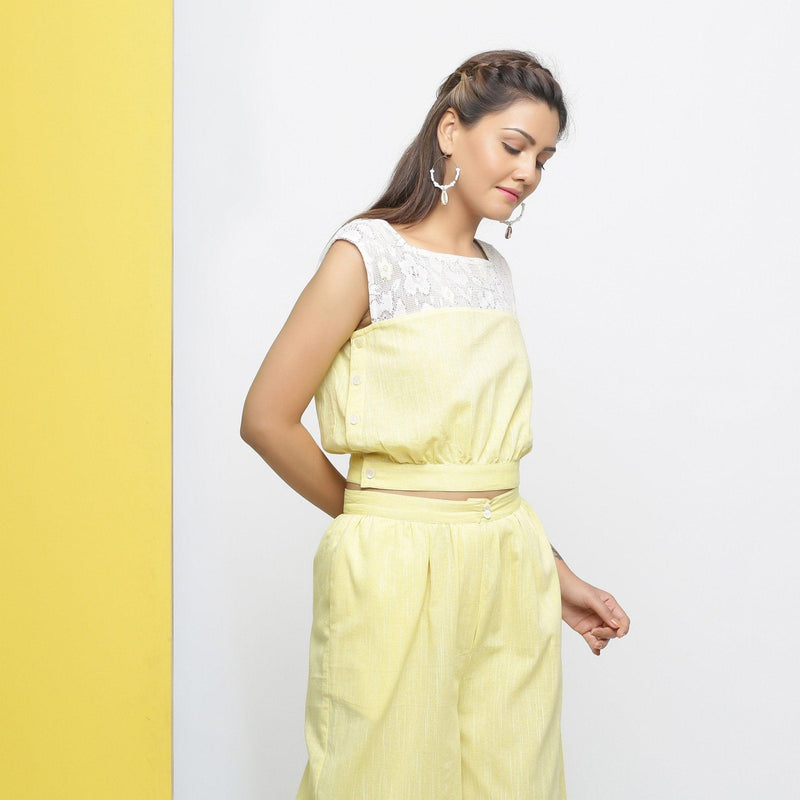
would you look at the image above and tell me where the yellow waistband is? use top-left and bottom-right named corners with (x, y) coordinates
top-left (342, 487), bottom-right (521, 522)
top-left (346, 453), bottom-right (520, 491)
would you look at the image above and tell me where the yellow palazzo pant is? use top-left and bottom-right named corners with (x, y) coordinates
top-left (296, 487), bottom-right (566, 799)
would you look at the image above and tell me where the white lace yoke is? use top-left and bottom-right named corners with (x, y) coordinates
top-left (315, 217), bottom-right (517, 323)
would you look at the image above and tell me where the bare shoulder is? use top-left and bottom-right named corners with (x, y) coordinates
top-left (240, 233), bottom-right (371, 432)
top-left (316, 237), bottom-right (367, 283)
top-left (312, 237), bottom-right (370, 328)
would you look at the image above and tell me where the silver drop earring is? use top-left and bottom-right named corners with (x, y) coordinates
top-left (429, 153), bottom-right (461, 205)
top-left (502, 201), bottom-right (525, 239)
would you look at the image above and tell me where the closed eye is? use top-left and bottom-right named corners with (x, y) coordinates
top-left (502, 141), bottom-right (546, 171)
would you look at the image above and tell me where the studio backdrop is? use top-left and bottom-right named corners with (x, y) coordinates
top-left (2, 2), bottom-right (797, 799)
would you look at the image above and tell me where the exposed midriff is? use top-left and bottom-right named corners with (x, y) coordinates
top-left (344, 481), bottom-right (514, 500)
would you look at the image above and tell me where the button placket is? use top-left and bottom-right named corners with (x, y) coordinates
top-left (345, 335), bottom-right (366, 450)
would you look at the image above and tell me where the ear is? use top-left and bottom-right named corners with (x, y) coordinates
top-left (436, 107), bottom-right (459, 154)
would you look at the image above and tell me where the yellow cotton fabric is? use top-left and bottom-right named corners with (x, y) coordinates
top-left (315, 307), bottom-right (533, 490)
top-left (297, 218), bottom-right (566, 798)
top-left (296, 489), bottom-right (565, 799)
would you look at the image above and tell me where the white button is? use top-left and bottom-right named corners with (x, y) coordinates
top-left (365, 468), bottom-right (375, 479)
top-left (353, 338), bottom-right (364, 349)
top-left (352, 375), bottom-right (362, 385)
top-left (349, 414), bottom-right (360, 424)
top-left (483, 504), bottom-right (492, 519)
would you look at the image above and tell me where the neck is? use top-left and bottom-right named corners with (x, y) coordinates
top-left (399, 201), bottom-right (484, 258)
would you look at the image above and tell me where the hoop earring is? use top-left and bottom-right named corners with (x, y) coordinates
top-left (429, 153), bottom-right (461, 205)
top-left (502, 201), bottom-right (525, 239)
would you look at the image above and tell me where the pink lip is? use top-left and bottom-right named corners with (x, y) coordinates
top-left (497, 187), bottom-right (519, 201)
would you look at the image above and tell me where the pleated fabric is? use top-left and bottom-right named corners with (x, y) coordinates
top-left (313, 307), bottom-right (533, 485)
top-left (295, 489), bottom-right (565, 800)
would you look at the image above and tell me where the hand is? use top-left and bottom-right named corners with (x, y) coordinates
top-left (556, 566), bottom-right (630, 656)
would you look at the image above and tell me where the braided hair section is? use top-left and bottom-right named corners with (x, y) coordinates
top-left (439, 50), bottom-right (568, 135)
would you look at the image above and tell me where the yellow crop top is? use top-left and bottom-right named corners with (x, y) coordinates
top-left (313, 217), bottom-right (533, 492)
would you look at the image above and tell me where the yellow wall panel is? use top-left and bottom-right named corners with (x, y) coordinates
top-left (0, 3), bottom-right (172, 798)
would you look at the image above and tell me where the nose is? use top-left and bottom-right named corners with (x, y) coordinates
top-left (512, 152), bottom-right (537, 185)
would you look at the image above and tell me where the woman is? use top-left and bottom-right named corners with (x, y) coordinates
top-left (241, 48), bottom-right (630, 800)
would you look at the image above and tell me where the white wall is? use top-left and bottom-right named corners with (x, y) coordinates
top-left (174, 2), bottom-right (800, 796)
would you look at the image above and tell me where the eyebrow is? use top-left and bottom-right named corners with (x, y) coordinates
top-left (502, 127), bottom-right (557, 152)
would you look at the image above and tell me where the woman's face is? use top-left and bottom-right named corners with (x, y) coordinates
top-left (441, 98), bottom-right (561, 222)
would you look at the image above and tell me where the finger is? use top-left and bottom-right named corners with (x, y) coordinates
top-left (596, 592), bottom-right (631, 637)
top-left (590, 626), bottom-right (618, 641)
top-left (584, 631), bottom-right (609, 655)
top-left (572, 613), bottom-right (605, 637)
top-left (607, 603), bottom-right (630, 637)
top-left (605, 603), bottom-right (630, 636)
top-left (587, 592), bottom-right (620, 632)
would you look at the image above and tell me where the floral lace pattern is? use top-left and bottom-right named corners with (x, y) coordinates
top-left (316, 217), bottom-right (517, 323)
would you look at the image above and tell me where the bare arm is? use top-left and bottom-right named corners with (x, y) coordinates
top-left (240, 239), bottom-right (369, 518)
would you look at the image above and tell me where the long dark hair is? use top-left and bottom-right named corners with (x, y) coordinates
top-left (345, 49), bottom-right (569, 227)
